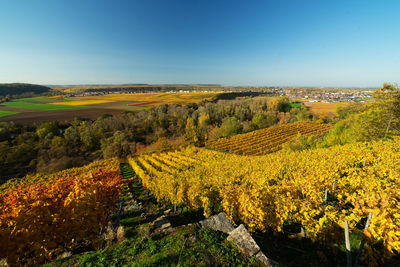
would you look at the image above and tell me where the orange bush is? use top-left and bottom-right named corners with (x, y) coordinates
top-left (0, 169), bottom-right (122, 265)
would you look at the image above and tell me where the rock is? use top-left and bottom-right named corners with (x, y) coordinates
top-left (199, 212), bottom-right (234, 234)
top-left (152, 215), bottom-right (172, 231)
top-left (0, 258), bottom-right (8, 266)
top-left (227, 224), bottom-right (260, 257)
top-left (56, 251), bottom-right (72, 260)
top-left (186, 222), bottom-right (200, 228)
top-left (161, 222), bottom-right (172, 229)
top-left (254, 251), bottom-right (279, 267)
top-left (163, 209), bottom-right (172, 215)
top-left (116, 226), bottom-right (125, 243)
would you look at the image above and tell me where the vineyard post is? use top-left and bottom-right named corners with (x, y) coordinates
top-left (324, 189), bottom-right (328, 204)
top-left (344, 221), bottom-right (352, 267)
top-left (300, 226), bottom-right (306, 238)
top-left (332, 183), bottom-right (335, 192)
top-left (174, 187), bottom-right (178, 213)
top-left (363, 160), bottom-right (366, 167)
top-left (114, 198), bottom-right (125, 228)
top-left (354, 212), bottom-right (372, 267)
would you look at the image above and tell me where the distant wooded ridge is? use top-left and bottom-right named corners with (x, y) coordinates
top-left (51, 84), bottom-right (376, 93)
top-left (0, 83), bottom-right (51, 96)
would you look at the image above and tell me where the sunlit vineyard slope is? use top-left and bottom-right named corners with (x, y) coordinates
top-left (206, 121), bottom-right (331, 155)
top-left (128, 141), bottom-right (400, 266)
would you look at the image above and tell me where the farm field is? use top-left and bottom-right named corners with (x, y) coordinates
top-left (128, 139), bottom-right (400, 266)
top-left (304, 101), bottom-right (350, 115)
top-left (207, 121), bottom-right (332, 155)
top-left (0, 97), bottom-right (87, 110)
top-left (0, 110), bottom-right (19, 118)
top-left (0, 92), bottom-right (218, 124)
top-left (51, 92), bottom-right (218, 106)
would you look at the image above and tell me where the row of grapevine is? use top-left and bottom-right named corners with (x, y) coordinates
top-left (206, 121), bottom-right (331, 155)
top-left (128, 140), bottom-right (400, 266)
top-left (0, 159), bottom-right (123, 265)
top-left (0, 158), bottom-right (121, 193)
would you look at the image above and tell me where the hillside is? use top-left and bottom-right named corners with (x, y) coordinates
top-left (128, 140), bottom-right (400, 266)
top-left (2, 137), bottom-right (400, 266)
top-left (0, 83), bottom-right (51, 96)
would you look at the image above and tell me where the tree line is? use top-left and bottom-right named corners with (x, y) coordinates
top-left (0, 83), bottom-right (51, 100)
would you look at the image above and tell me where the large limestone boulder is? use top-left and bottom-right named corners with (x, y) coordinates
top-left (199, 212), bottom-right (234, 234)
top-left (227, 224), bottom-right (260, 257)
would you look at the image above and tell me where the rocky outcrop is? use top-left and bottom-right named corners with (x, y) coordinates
top-left (151, 215), bottom-right (172, 231)
top-left (199, 212), bottom-right (235, 234)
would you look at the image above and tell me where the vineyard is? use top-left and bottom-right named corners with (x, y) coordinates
top-left (206, 121), bottom-right (332, 155)
top-left (128, 140), bottom-right (400, 266)
top-left (0, 159), bottom-right (120, 193)
top-left (0, 159), bottom-right (123, 264)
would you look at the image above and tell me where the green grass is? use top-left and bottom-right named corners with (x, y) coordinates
top-left (1, 98), bottom-right (87, 110)
top-left (290, 102), bottom-right (302, 108)
top-left (18, 97), bottom-right (54, 102)
top-left (0, 110), bottom-right (19, 117)
top-left (120, 163), bottom-right (135, 179)
top-left (45, 220), bottom-right (253, 267)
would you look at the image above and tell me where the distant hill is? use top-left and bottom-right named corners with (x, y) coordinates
top-left (0, 83), bottom-right (51, 96)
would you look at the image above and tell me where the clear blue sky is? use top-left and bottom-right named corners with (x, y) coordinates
top-left (0, 0), bottom-right (399, 87)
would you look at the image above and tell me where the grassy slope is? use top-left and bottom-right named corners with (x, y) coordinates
top-left (0, 110), bottom-right (19, 117)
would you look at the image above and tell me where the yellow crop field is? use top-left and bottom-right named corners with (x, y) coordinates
top-left (304, 101), bottom-right (350, 114)
top-left (55, 92), bottom-right (217, 106)
top-left (49, 99), bottom-right (113, 106)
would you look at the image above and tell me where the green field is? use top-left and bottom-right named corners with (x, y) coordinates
top-left (0, 97), bottom-right (87, 111)
top-left (290, 102), bottom-right (302, 108)
top-left (0, 111), bottom-right (19, 117)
